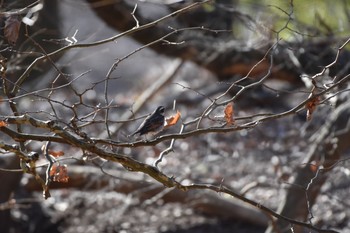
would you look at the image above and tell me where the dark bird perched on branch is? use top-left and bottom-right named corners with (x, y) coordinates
top-left (128, 106), bottom-right (165, 137)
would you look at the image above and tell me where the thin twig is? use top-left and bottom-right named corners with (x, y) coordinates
top-left (131, 4), bottom-right (140, 28)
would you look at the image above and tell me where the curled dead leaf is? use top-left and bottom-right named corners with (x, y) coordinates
top-left (165, 110), bottom-right (181, 128)
top-left (309, 160), bottom-right (320, 173)
top-left (0, 121), bottom-right (8, 127)
top-left (50, 164), bottom-right (69, 183)
top-left (224, 102), bottom-right (235, 126)
top-left (305, 96), bottom-right (320, 121)
top-left (4, 15), bottom-right (21, 45)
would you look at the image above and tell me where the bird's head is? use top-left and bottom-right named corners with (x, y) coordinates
top-left (155, 106), bottom-right (165, 115)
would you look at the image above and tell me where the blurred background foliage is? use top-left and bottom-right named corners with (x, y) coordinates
top-left (226, 0), bottom-right (350, 41)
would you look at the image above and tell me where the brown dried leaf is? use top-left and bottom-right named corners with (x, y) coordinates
top-left (0, 121), bottom-right (8, 127)
top-left (4, 15), bottom-right (21, 45)
top-left (50, 164), bottom-right (69, 183)
top-left (224, 102), bottom-right (235, 125)
top-left (305, 96), bottom-right (320, 121)
top-left (309, 160), bottom-right (320, 173)
top-left (49, 164), bottom-right (57, 177)
top-left (165, 110), bottom-right (181, 128)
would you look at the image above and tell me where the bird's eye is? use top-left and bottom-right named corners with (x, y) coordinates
top-left (158, 106), bottom-right (165, 113)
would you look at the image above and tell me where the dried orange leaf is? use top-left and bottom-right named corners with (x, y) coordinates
top-left (305, 96), bottom-right (320, 121)
top-left (224, 102), bottom-right (235, 125)
top-left (165, 110), bottom-right (181, 128)
top-left (309, 161), bottom-right (320, 173)
top-left (49, 150), bottom-right (65, 157)
top-left (0, 121), bottom-right (8, 127)
top-left (50, 164), bottom-right (69, 183)
top-left (5, 15), bottom-right (21, 45)
top-left (49, 164), bottom-right (57, 177)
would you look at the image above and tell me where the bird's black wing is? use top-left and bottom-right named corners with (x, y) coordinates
top-left (137, 114), bottom-right (164, 135)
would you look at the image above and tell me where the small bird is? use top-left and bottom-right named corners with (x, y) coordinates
top-left (129, 106), bottom-right (165, 137)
